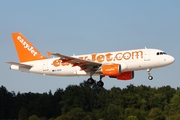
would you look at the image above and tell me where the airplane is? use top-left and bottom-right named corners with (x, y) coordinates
top-left (7, 32), bottom-right (175, 87)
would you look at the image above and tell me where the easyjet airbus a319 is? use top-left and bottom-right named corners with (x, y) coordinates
top-left (7, 32), bottom-right (175, 87)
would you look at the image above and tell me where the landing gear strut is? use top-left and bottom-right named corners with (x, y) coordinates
top-left (147, 69), bottom-right (153, 80)
top-left (97, 75), bottom-right (105, 87)
top-left (87, 71), bottom-right (95, 84)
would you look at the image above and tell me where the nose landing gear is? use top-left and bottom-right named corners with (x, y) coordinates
top-left (147, 69), bottom-right (153, 80)
top-left (148, 75), bottom-right (153, 80)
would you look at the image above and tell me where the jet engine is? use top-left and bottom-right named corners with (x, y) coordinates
top-left (101, 63), bottom-right (134, 80)
top-left (109, 71), bottom-right (134, 80)
top-left (101, 64), bottom-right (120, 76)
top-left (101, 63), bottom-right (127, 76)
top-left (116, 71), bottom-right (134, 80)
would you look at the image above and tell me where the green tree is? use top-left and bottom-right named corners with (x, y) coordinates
top-left (53, 88), bottom-right (64, 117)
top-left (0, 83), bottom-right (179, 119)
top-left (131, 109), bottom-right (146, 120)
top-left (18, 107), bottom-right (27, 120)
top-left (148, 108), bottom-right (165, 120)
top-left (124, 108), bottom-right (133, 118)
top-left (28, 115), bottom-right (39, 120)
top-left (55, 114), bottom-right (68, 120)
top-left (157, 86), bottom-right (176, 103)
top-left (107, 104), bottom-right (120, 120)
top-left (49, 118), bottom-right (55, 120)
top-left (169, 90), bottom-right (180, 115)
top-left (167, 114), bottom-right (180, 120)
top-left (0, 86), bottom-right (14, 119)
top-left (128, 115), bottom-right (138, 120)
top-left (95, 88), bottom-right (110, 110)
top-left (148, 93), bottom-right (167, 110)
top-left (61, 85), bottom-right (86, 113)
top-left (67, 107), bottom-right (86, 120)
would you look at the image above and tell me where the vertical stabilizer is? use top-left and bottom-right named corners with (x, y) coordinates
top-left (12, 32), bottom-right (47, 62)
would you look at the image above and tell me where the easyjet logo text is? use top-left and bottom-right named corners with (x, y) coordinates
top-left (52, 51), bottom-right (143, 67)
top-left (79, 51), bottom-right (143, 62)
top-left (17, 36), bottom-right (37, 56)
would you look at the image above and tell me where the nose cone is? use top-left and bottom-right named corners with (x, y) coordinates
top-left (168, 55), bottom-right (175, 65)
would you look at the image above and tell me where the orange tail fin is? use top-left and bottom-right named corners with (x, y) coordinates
top-left (12, 32), bottom-right (47, 62)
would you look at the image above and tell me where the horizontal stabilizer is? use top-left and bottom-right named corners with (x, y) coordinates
top-left (6, 62), bottom-right (33, 69)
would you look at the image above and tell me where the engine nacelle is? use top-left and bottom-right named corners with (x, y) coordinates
top-left (116, 71), bottom-right (134, 80)
top-left (101, 64), bottom-right (121, 76)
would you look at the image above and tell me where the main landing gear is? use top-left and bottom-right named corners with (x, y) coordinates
top-left (147, 69), bottom-right (153, 80)
top-left (87, 75), bottom-right (105, 87)
top-left (97, 75), bottom-right (105, 87)
top-left (87, 77), bottom-right (95, 84)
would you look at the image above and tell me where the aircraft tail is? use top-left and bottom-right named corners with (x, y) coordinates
top-left (12, 32), bottom-right (47, 63)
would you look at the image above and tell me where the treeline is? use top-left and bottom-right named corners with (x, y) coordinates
top-left (0, 82), bottom-right (180, 120)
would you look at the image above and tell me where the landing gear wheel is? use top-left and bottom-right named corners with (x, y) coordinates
top-left (87, 78), bottom-right (95, 84)
top-left (148, 76), bottom-right (153, 80)
top-left (147, 69), bottom-right (153, 80)
top-left (97, 81), bottom-right (104, 87)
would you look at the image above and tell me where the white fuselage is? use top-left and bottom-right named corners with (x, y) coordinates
top-left (10, 48), bottom-right (174, 77)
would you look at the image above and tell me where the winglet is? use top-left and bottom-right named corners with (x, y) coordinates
top-left (47, 51), bottom-right (52, 56)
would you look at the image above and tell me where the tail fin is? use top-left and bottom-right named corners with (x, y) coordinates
top-left (12, 32), bottom-right (47, 63)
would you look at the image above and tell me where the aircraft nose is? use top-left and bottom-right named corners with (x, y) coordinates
top-left (168, 55), bottom-right (175, 64)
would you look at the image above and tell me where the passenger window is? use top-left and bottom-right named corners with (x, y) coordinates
top-left (157, 52), bottom-right (159, 55)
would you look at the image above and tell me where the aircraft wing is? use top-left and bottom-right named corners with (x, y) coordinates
top-left (49, 52), bottom-right (102, 71)
top-left (6, 62), bottom-right (33, 69)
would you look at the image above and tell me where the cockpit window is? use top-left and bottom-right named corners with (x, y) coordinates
top-left (156, 52), bottom-right (167, 55)
top-left (163, 52), bottom-right (167, 55)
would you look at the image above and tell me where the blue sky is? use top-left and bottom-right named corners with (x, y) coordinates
top-left (0, 1), bottom-right (179, 93)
